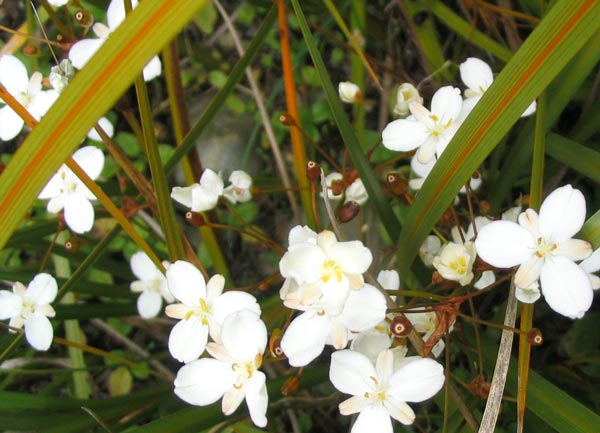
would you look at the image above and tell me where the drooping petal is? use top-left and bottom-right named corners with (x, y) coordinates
top-left (514, 254), bottom-right (544, 289)
top-left (174, 358), bottom-right (235, 406)
top-left (341, 285), bottom-right (387, 332)
top-left (388, 358), bottom-right (445, 402)
top-left (0, 291), bottom-right (22, 320)
top-left (0, 55), bottom-right (29, 93)
top-left (352, 405), bottom-right (393, 433)
top-left (329, 316), bottom-right (349, 349)
top-left (69, 38), bottom-right (105, 69)
top-left (475, 221), bottom-right (535, 268)
top-left (540, 256), bottom-right (593, 319)
top-left (166, 260), bottom-right (206, 305)
top-left (26, 273), bottom-right (57, 305)
top-left (381, 118), bottom-right (428, 152)
top-left (137, 291), bottom-right (162, 319)
top-left (220, 310), bottom-right (267, 361)
top-left (329, 349), bottom-right (377, 396)
top-left (430, 86), bottom-right (463, 122)
top-left (245, 371), bottom-right (268, 427)
top-left (538, 185), bottom-right (586, 244)
top-left (280, 311), bottom-right (330, 367)
top-left (73, 146), bottom-right (105, 181)
top-left (168, 319), bottom-right (208, 363)
top-left (24, 312), bottom-right (53, 351)
top-left (130, 252), bottom-right (159, 280)
top-left (384, 397), bottom-right (416, 425)
top-left (0, 105), bottom-right (25, 141)
top-left (460, 58), bottom-right (493, 95)
top-left (474, 270), bottom-right (496, 290)
top-left (63, 192), bottom-right (95, 234)
top-left (47, 194), bottom-right (66, 214)
top-left (350, 332), bottom-right (392, 364)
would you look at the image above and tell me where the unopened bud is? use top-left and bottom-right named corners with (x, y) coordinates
top-left (338, 81), bottom-right (362, 104)
top-left (338, 201), bottom-right (360, 223)
top-left (281, 375), bottom-right (301, 395)
top-left (185, 211), bottom-right (205, 227)
top-left (306, 161), bottom-right (321, 181)
top-left (527, 328), bottom-right (543, 346)
top-left (279, 112), bottom-right (296, 126)
top-left (391, 316), bottom-right (412, 337)
top-left (387, 173), bottom-right (407, 196)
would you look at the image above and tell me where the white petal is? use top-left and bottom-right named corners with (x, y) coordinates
top-left (411, 153), bottom-right (435, 178)
top-left (73, 146), bottom-right (105, 180)
top-left (28, 90), bottom-right (59, 120)
top-left (143, 56), bottom-right (162, 82)
top-left (377, 270), bottom-right (400, 292)
top-left (514, 254), bottom-right (544, 289)
top-left (222, 388), bottom-right (245, 416)
top-left (26, 273), bottom-right (58, 305)
top-left (38, 170), bottom-right (64, 199)
top-left (245, 372), bottom-right (268, 427)
top-left (63, 193), bottom-right (94, 233)
top-left (329, 241), bottom-right (373, 275)
top-left (211, 291), bottom-right (260, 331)
top-left (475, 221), bottom-right (535, 267)
top-left (47, 194), bottom-right (66, 214)
top-left (288, 225), bottom-right (318, 245)
top-left (137, 291), bottom-right (162, 318)
top-left (329, 349), bottom-right (376, 396)
top-left (191, 187), bottom-right (220, 212)
top-left (174, 358), bottom-right (235, 405)
top-left (0, 291), bottom-right (22, 320)
top-left (171, 184), bottom-right (196, 208)
top-left (24, 312), bottom-right (53, 351)
top-left (166, 261), bottom-right (206, 305)
top-left (0, 105), bottom-right (25, 141)
top-left (515, 282), bottom-right (541, 304)
top-left (220, 310), bottom-right (267, 361)
top-left (388, 358), bottom-right (445, 402)
top-left (338, 395), bottom-right (369, 415)
top-left (457, 96), bottom-right (480, 123)
top-left (69, 38), bottom-right (105, 69)
top-left (205, 274), bottom-right (226, 303)
top-left (375, 349), bottom-right (395, 385)
top-left (279, 243), bottom-right (326, 284)
top-left (341, 285), bottom-right (387, 332)
top-left (540, 257), bottom-right (593, 319)
top-left (280, 311), bottom-right (330, 367)
top-left (555, 239), bottom-right (592, 261)
top-left (538, 185), bottom-right (586, 244)
top-left (474, 270), bottom-right (496, 290)
top-left (521, 100), bottom-right (537, 117)
top-left (430, 86), bottom-right (463, 121)
top-left (352, 405), bottom-right (393, 433)
top-left (130, 252), bottom-right (159, 280)
top-left (168, 319), bottom-right (208, 363)
top-left (87, 116), bottom-right (114, 141)
top-left (580, 248), bottom-right (600, 273)
top-left (107, 0), bottom-right (138, 29)
top-left (350, 332), bottom-right (392, 363)
top-left (381, 118), bottom-right (428, 152)
top-left (460, 58), bottom-right (493, 94)
top-left (416, 138), bottom-right (438, 164)
top-left (0, 55), bottom-right (29, 93)
top-left (384, 397), bottom-right (416, 425)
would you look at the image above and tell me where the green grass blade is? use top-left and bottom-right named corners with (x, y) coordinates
top-left (546, 133), bottom-right (600, 184)
top-left (397, 0), bottom-right (600, 274)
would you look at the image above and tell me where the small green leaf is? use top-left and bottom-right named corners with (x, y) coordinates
top-left (108, 366), bottom-right (133, 397)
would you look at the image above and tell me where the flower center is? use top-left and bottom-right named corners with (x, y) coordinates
top-left (17, 91), bottom-right (31, 107)
top-left (184, 298), bottom-right (211, 325)
top-left (21, 300), bottom-right (35, 319)
top-left (535, 237), bottom-right (557, 258)
top-left (364, 375), bottom-right (388, 404)
top-left (231, 353), bottom-right (263, 389)
top-left (428, 114), bottom-right (453, 138)
top-left (321, 260), bottom-right (343, 283)
top-left (449, 256), bottom-right (468, 275)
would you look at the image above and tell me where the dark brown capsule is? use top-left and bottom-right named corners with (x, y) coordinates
top-left (527, 328), bottom-right (543, 346)
top-left (338, 201), bottom-right (360, 223)
top-left (75, 9), bottom-right (94, 28)
top-left (391, 316), bottom-right (412, 337)
top-left (185, 211), bottom-right (205, 227)
top-left (387, 173), bottom-right (407, 196)
top-left (279, 112), bottom-right (296, 126)
top-left (64, 236), bottom-right (80, 252)
top-left (306, 161), bottom-right (321, 181)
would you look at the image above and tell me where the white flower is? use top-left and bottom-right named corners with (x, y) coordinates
top-left (174, 310), bottom-right (269, 427)
top-left (0, 273), bottom-right (57, 351)
top-left (129, 252), bottom-right (174, 319)
top-left (279, 226), bottom-right (373, 315)
top-left (382, 86), bottom-right (462, 164)
top-left (475, 185), bottom-right (593, 319)
top-left (223, 170), bottom-right (252, 204)
top-left (87, 116), bottom-right (114, 141)
top-left (0, 55), bottom-right (59, 141)
top-left (280, 283), bottom-right (387, 367)
top-left (49, 59), bottom-right (75, 94)
top-left (48, 0), bottom-right (69, 6)
top-left (393, 83), bottom-right (422, 118)
top-left (580, 248), bottom-right (600, 290)
top-left (329, 349), bottom-right (445, 431)
top-left (171, 168), bottom-right (224, 213)
top-left (38, 146), bottom-right (105, 234)
top-left (165, 260), bottom-right (260, 363)
top-left (433, 241), bottom-right (476, 286)
top-left (339, 81), bottom-right (362, 104)
top-left (459, 57), bottom-right (536, 120)
top-left (68, 0), bottom-right (161, 82)
top-left (345, 178), bottom-right (368, 205)
top-left (419, 235), bottom-right (442, 267)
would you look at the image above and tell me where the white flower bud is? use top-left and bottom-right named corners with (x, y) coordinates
top-left (393, 83), bottom-right (422, 117)
top-left (338, 81), bottom-right (362, 104)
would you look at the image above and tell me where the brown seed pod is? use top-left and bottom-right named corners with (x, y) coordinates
top-left (527, 328), bottom-right (543, 346)
top-left (281, 375), bottom-right (300, 395)
top-left (387, 173), bottom-right (407, 196)
top-left (338, 201), bottom-right (360, 223)
top-left (306, 161), bottom-right (321, 181)
top-left (391, 316), bottom-right (412, 337)
top-left (74, 9), bottom-right (94, 28)
top-left (185, 211), bottom-right (205, 227)
top-left (279, 112), bottom-right (296, 126)
top-left (64, 237), bottom-right (80, 252)
top-left (23, 44), bottom-right (40, 56)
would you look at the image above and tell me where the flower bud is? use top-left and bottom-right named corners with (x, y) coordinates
top-left (338, 201), bottom-right (360, 223)
top-left (338, 81), bottom-right (362, 104)
top-left (185, 211), bottom-right (205, 227)
top-left (306, 161), bottom-right (321, 181)
top-left (527, 328), bottom-right (543, 346)
top-left (390, 316), bottom-right (412, 337)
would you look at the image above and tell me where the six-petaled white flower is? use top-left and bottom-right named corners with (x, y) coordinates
top-left (0, 55), bottom-right (59, 141)
top-left (433, 241), bottom-right (476, 286)
top-left (223, 170), bottom-right (253, 204)
top-left (165, 260), bottom-right (260, 363)
top-left (0, 273), bottom-right (57, 351)
top-left (174, 310), bottom-right (269, 427)
top-left (38, 146), bottom-right (105, 234)
top-left (382, 86), bottom-right (462, 164)
top-left (475, 185), bottom-right (593, 318)
top-left (171, 168), bottom-right (224, 213)
top-left (330, 349), bottom-right (445, 432)
top-left (129, 252), bottom-right (174, 319)
top-left (68, 0), bottom-right (161, 82)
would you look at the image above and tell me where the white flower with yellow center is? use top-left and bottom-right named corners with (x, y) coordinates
top-left (393, 83), bottom-right (423, 118)
top-left (129, 252), bottom-right (174, 319)
top-left (432, 242), bottom-right (476, 286)
top-left (475, 185), bottom-right (593, 318)
top-left (329, 349), bottom-right (445, 432)
top-left (279, 225), bottom-right (373, 315)
top-left (174, 310), bottom-right (269, 427)
top-left (223, 170), bottom-right (253, 204)
top-left (165, 261), bottom-right (260, 363)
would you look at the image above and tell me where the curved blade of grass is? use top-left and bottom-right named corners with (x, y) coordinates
top-left (0, 0), bottom-right (209, 252)
top-left (546, 133), bottom-right (600, 184)
top-left (397, 0), bottom-right (600, 274)
top-left (291, 0), bottom-right (401, 238)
